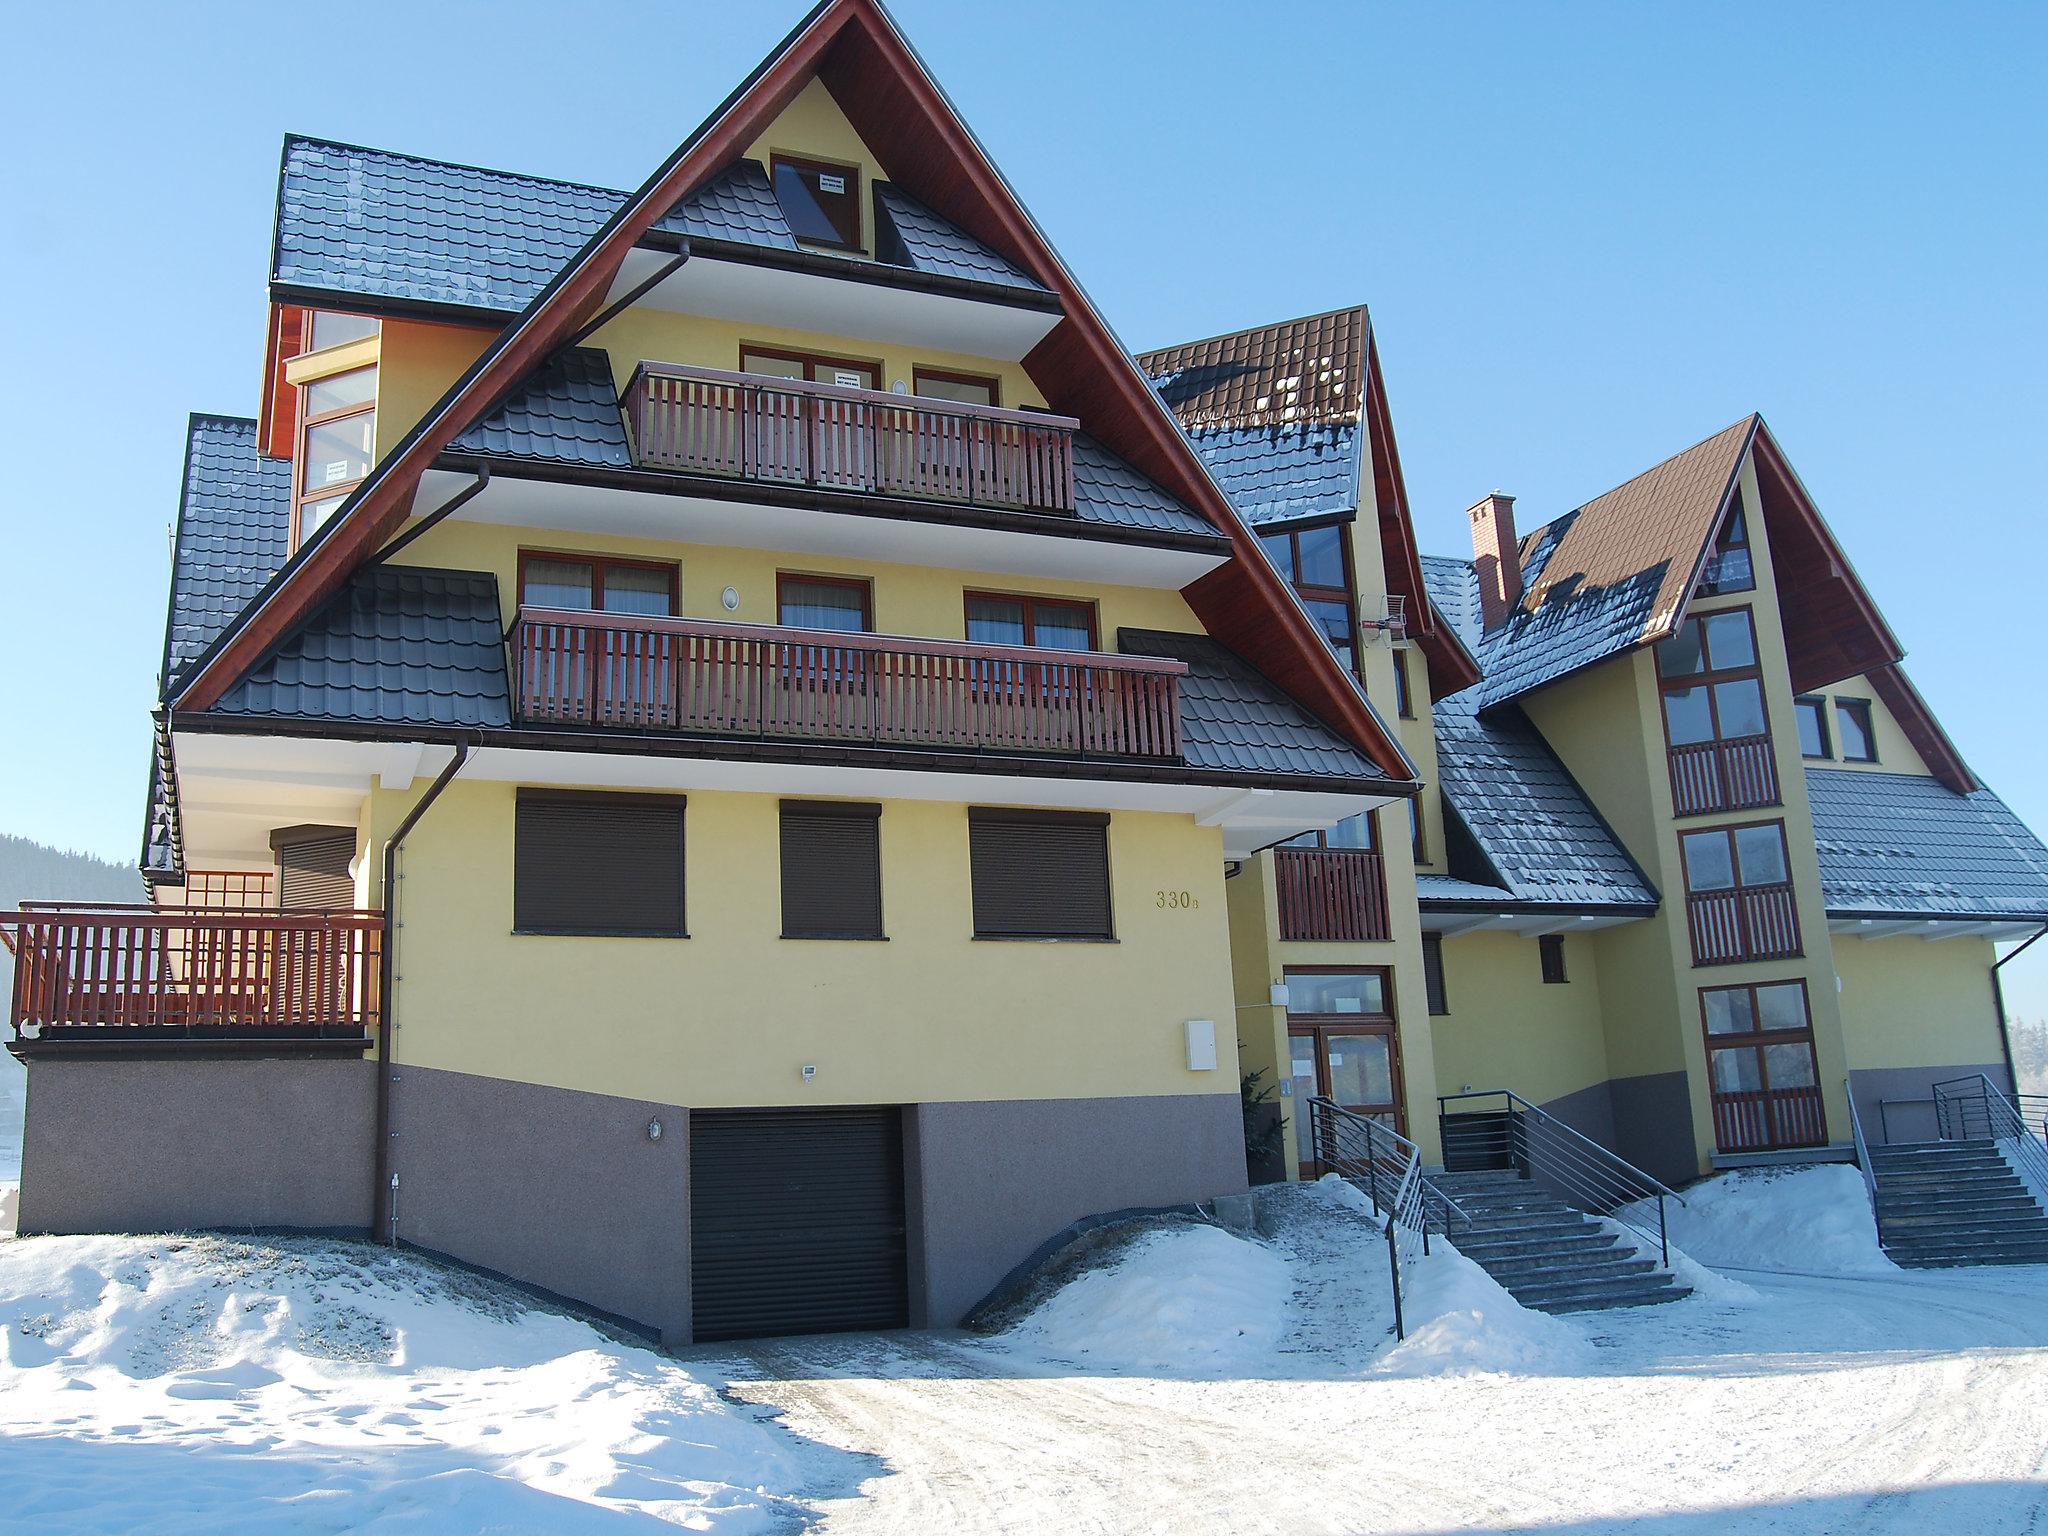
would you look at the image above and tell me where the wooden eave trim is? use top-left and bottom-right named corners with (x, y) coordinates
top-left (1867, 663), bottom-right (1977, 793)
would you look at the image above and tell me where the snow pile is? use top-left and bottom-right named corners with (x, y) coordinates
top-left (1621, 1164), bottom-right (1897, 1276)
top-left (1378, 1245), bottom-right (1595, 1376)
top-left (0, 1232), bottom-right (839, 1533)
top-left (996, 1222), bottom-right (1291, 1373)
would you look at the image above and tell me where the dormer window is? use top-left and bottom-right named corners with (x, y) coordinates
top-left (771, 154), bottom-right (861, 250)
top-left (289, 310), bottom-right (381, 547)
top-left (1700, 493), bottom-right (1756, 595)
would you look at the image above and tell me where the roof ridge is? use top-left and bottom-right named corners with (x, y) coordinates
top-left (282, 131), bottom-right (627, 200)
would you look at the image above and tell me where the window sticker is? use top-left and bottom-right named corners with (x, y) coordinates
top-left (818, 172), bottom-right (846, 194)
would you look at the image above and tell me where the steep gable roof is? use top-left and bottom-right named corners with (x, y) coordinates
top-left (179, 0), bottom-right (1413, 787)
top-left (1807, 768), bottom-right (2048, 922)
top-left (161, 416), bottom-right (291, 693)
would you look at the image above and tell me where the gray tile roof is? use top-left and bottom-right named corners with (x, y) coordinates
top-left (1177, 424), bottom-right (1362, 528)
top-left (1069, 435), bottom-right (1224, 541)
top-left (1806, 768), bottom-right (2048, 921)
top-left (453, 348), bottom-right (631, 467)
top-left (163, 416), bottom-right (292, 691)
top-left (1422, 555), bottom-right (1482, 654)
top-left (1118, 630), bottom-right (1387, 783)
top-left (209, 565), bottom-right (511, 728)
top-left (1416, 873), bottom-right (1533, 907)
top-left (873, 182), bottom-right (1044, 291)
top-left (275, 138), bottom-right (1046, 313)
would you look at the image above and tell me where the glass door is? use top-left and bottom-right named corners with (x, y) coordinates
top-left (1286, 968), bottom-right (1403, 1175)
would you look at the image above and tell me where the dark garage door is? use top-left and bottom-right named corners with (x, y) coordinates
top-left (690, 1107), bottom-right (910, 1342)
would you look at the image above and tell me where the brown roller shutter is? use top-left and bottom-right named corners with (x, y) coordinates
top-left (514, 790), bottom-right (685, 936)
top-left (968, 808), bottom-right (1112, 940)
top-left (780, 801), bottom-right (884, 939)
top-left (690, 1107), bottom-right (909, 1341)
top-left (270, 825), bottom-right (356, 909)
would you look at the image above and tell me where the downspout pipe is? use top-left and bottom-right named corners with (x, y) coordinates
top-left (371, 739), bottom-right (472, 1244)
top-left (1992, 923), bottom-right (2048, 1098)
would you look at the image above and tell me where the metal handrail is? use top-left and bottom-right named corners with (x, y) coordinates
top-left (1305, 1098), bottom-right (1467, 1340)
top-left (1843, 1077), bottom-right (1884, 1240)
top-left (1438, 1087), bottom-right (1684, 1268)
top-left (1933, 1074), bottom-right (2048, 1200)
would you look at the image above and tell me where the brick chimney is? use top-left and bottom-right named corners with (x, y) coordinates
top-left (1468, 491), bottom-right (1521, 631)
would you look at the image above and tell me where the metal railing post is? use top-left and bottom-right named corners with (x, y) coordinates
top-left (1657, 1194), bottom-right (1668, 1268)
top-left (1387, 1218), bottom-right (1406, 1341)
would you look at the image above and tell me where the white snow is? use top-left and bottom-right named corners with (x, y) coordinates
top-left (1623, 1163), bottom-right (1899, 1276)
top-left (0, 1232), bottom-right (858, 1533)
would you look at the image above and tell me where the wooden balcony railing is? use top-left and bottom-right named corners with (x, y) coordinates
top-left (1668, 734), bottom-right (1779, 818)
top-left (1275, 848), bottom-right (1392, 943)
top-left (1686, 882), bottom-right (1802, 966)
top-left (1710, 1083), bottom-right (1826, 1153)
top-left (623, 362), bottom-right (1079, 514)
top-left (512, 608), bottom-right (1187, 760)
top-left (2, 903), bottom-right (382, 1042)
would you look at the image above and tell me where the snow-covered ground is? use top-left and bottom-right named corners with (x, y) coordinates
top-left (1622, 1161), bottom-right (1898, 1275)
top-left (4, 1168), bottom-right (2045, 1532)
top-left (0, 1233), bottom-right (866, 1532)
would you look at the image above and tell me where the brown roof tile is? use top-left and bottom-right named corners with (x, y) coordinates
top-left (1136, 307), bottom-right (1367, 432)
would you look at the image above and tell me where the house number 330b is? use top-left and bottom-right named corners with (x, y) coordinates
top-left (1155, 890), bottom-right (1200, 910)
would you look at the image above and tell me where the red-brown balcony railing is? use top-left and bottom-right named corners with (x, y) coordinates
top-left (512, 608), bottom-right (1187, 760)
top-left (1686, 882), bottom-right (1802, 966)
top-left (1668, 734), bottom-right (1779, 818)
top-left (623, 362), bottom-right (1079, 514)
top-left (1274, 848), bottom-right (1392, 942)
top-left (2, 903), bottom-right (382, 1042)
top-left (1710, 1082), bottom-right (1827, 1153)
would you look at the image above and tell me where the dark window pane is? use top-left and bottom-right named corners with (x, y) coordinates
top-left (1286, 971), bottom-right (1386, 1017)
top-left (1837, 701), bottom-right (1876, 761)
top-left (966, 595), bottom-right (1027, 646)
top-left (1682, 831), bottom-right (1735, 892)
top-left (1325, 1033), bottom-right (1393, 1105)
top-left (1656, 620), bottom-right (1706, 677)
top-left (1325, 813), bottom-right (1373, 850)
top-left (1260, 531), bottom-right (1296, 583)
top-left (1393, 650), bottom-right (1413, 717)
top-left (1702, 546), bottom-right (1755, 595)
top-left (1422, 933), bottom-right (1448, 1015)
top-left (1296, 525), bottom-right (1346, 588)
top-left (1663, 687), bottom-right (1715, 746)
top-left (1755, 982), bottom-right (1809, 1032)
top-left (915, 373), bottom-right (996, 406)
top-left (771, 159), bottom-right (859, 247)
top-left (1795, 698), bottom-right (1830, 759)
top-left (1703, 611), bottom-right (1757, 670)
top-left (1539, 934), bottom-right (1567, 984)
top-left (781, 579), bottom-right (869, 632)
top-left (1713, 678), bottom-right (1767, 738)
top-left (1734, 824), bottom-right (1789, 886)
top-left (1703, 988), bottom-right (1756, 1035)
top-left (304, 366), bottom-right (376, 418)
top-left (1765, 1043), bottom-right (1817, 1088)
top-left (740, 350), bottom-right (807, 380)
top-left (1712, 1047), bottom-right (1763, 1093)
top-left (307, 311), bottom-right (379, 352)
top-left (602, 565), bottom-right (673, 616)
top-left (524, 558), bottom-right (594, 610)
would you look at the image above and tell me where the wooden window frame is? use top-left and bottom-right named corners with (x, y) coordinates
top-left (1284, 964), bottom-right (1406, 1136)
top-left (1282, 810), bottom-right (1381, 852)
top-left (1539, 933), bottom-right (1568, 984)
top-left (516, 548), bottom-right (681, 614)
top-left (961, 589), bottom-right (1099, 650)
top-left (913, 366), bottom-right (1001, 407)
top-left (1260, 519), bottom-right (1364, 682)
top-left (1698, 494), bottom-right (1757, 597)
top-left (1422, 932), bottom-right (1449, 1016)
top-left (1392, 648), bottom-right (1415, 718)
top-left (512, 788), bottom-right (688, 939)
top-left (1698, 978), bottom-right (1826, 1151)
top-left (968, 807), bottom-right (1115, 942)
top-left (1834, 697), bottom-right (1878, 763)
top-left (769, 152), bottom-right (863, 252)
top-left (1678, 817), bottom-right (1803, 966)
top-left (302, 309), bottom-right (381, 357)
top-left (1655, 606), bottom-right (1772, 740)
top-left (740, 343), bottom-right (883, 390)
top-left (777, 571), bottom-right (875, 632)
top-left (1793, 694), bottom-right (1833, 760)
top-left (292, 369), bottom-right (377, 550)
top-left (1678, 818), bottom-right (1794, 897)
top-left (779, 800), bottom-right (886, 942)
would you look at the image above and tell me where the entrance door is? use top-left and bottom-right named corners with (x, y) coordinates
top-left (1286, 968), bottom-right (1403, 1175)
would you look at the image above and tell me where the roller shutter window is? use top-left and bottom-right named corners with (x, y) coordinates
top-left (1422, 932), bottom-right (1448, 1015)
top-left (968, 808), bottom-right (1113, 940)
top-left (514, 790), bottom-right (686, 936)
top-left (781, 801), bottom-right (884, 940)
top-left (270, 825), bottom-right (356, 909)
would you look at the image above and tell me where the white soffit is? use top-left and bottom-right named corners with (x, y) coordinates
top-left (1828, 916), bottom-right (2041, 943)
top-left (172, 731), bottom-right (1386, 861)
top-left (415, 468), bottom-right (1224, 590)
top-left (604, 249), bottom-right (1061, 361)
top-left (1418, 909), bottom-right (1649, 937)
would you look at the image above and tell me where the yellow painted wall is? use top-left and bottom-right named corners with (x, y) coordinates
top-left (364, 779), bottom-right (1238, 1109)
top-left (1835, 934), bottom-right (2003, 1070)
top-left (1797, 673), bottom-right (1933, 777)
top-left (1427, 929), bottom-right (1611, 1107)
top-left (374, 317), bottom-right (497, 460)
top-left (393, 518), bottom-right (1200, 644)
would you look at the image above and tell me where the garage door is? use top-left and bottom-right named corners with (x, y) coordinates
top-left (690, 1107), bottom-right (910, 1342)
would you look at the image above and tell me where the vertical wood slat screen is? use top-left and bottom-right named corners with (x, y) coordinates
top-left (780, 801), bottom-right (885, 939)
top-left (513, 791), bottom-right (686, 936)
top-left (967, 809), bottom-right (1112, 940)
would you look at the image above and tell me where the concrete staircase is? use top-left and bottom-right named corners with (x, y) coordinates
top-left (1434, 1170), bottom-right (1691, 1313)
top-left (1868, 1140), bottom-right (2048, 1268)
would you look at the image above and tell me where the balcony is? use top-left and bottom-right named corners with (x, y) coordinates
top-left (1275, 848), bottom-right (1392, 943)
top-left (512, 608), bottom-right (1187, 761)
top-left (623, 362), bottom-right (1079, 516)
top-left (3, 903), bottom-right (382, 1050)
top-left (1685, 882), bottom-right (1802, 966)
top-left (1668, 734), bottom-right (1779, 818)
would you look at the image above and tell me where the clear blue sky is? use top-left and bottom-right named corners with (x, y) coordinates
top-left (2, 1), bottom-right (2044, 1015)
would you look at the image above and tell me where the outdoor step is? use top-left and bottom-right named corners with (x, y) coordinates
top-left (1454, 1209), bottom-right (1588, 1231)
top-left (1508, 1271), bottom-right (1687, 1307)
top-left (1870, 1153), bottom-right (2012, 1172)
top-left (1480, 1253), bottom-right (1660, 1285)
top-left (1453, 1232), bottom-right (1623, 1264)
top-left (1442, 1194), bottom-right (1579, 1214)
top-left (1872, 1173), bottom-right (2026, 1194)
top-left (1882, 1238), bottom-right (2048, 1262)
top-left (1891, 1251), bottom-right (2048, 1269)
top-left (1540, 1283), bottom-right (1694, 1314)
top-left (1876, 1191), bottom-right (2041, 1215)
top-left (1455, 1218), bottom-right (1604, 1245)
top-left (1878, 1211), bottom-right (2048, 1234)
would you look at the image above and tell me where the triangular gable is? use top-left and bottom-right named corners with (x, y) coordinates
top-left (175, 0), bottom-right (1412, 785)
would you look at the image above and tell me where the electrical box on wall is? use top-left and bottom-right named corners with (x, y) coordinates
top-left (1184, 1019), bottom-right (1218, 1072)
